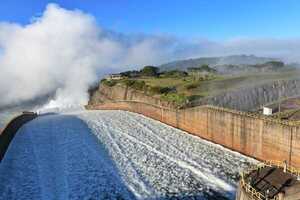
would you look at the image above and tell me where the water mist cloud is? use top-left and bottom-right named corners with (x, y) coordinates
top-left (0, 4), bottom-right (170, 108)
top-left (0, 3), bottom-right (300, 109)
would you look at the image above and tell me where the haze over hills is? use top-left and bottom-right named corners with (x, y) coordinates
top-left (93, 54), bottom-right (300, 112)
top-left (159, 55), bottom-right (282, 72)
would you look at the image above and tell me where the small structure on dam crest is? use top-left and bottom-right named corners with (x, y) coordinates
top-left (236, 160), bottom-right (300, 200)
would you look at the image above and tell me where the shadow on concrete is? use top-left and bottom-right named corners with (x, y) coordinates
top-left (0, 112), bottom-right (37, 162)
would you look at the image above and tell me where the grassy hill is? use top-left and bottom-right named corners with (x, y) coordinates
top-left (159, 55), bottom-right (279, 71)
top-left (102, 65), bottom-right (300, 108)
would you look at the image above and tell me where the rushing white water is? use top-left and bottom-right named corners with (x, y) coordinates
top-left (77, 110), bottom-right (257, 199)
top-left (0, 110), bottom-right (256, 200)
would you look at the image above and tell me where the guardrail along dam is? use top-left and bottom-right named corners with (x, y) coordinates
top-left (0, 110), bottom-right (255, 200)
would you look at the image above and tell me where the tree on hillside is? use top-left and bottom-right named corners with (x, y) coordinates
top-left (120, 70), bottom-right (140, 78)
top-left (187, 64), bottom-right (216, 81)
top-left (140, 66), bottom-right (159, 77)
top-left (253, 61), bottom-right (285, 71)
top-left (199, 64), bottom-right (217, 73)
top-left (263, 61), bottom-right (284, 68)
top-left (188, 64), bottom-right (216, 73)
top-left (161, 70), bottom-right (188, 78)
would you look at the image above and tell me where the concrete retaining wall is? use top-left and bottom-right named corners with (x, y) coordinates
top-left (87, 101), bottom-right (300, 168)
top-left (0, 113), bottom-right (37, 162)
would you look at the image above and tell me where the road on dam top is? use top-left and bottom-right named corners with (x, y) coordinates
top-left (0, 110), bottom-right (256, 200)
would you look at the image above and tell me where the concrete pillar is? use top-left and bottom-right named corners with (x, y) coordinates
top-left (284, 160), bottom-right (287, 173)
top-left (278, 192), bottom-right (284, 200)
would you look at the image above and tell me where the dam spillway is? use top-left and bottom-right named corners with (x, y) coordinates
top-left (0, 110), bottom-right (255, 199)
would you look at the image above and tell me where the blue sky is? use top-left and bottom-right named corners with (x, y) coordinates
top-left (1, 0), bottom-right (300, 107)
top-left (1, 0), bottom-right (300, 40)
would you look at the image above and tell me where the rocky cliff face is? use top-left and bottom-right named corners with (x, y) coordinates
top-left (89, 84), bottom-right (174, 108)
top-left (89, 79), bottom-right (300, 111)
top-left (189, 79), bottom-right (300, 111)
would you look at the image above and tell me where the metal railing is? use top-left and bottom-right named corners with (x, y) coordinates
top-left (264, 160), bottom-right (300, 178)
top-left (239, 160), bottom-right (300, 200)
top-left (240, 177), bottom-right (271, 200)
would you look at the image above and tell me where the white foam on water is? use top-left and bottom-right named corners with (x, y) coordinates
top-left (0, 109), bottom-right (258, 200)
top-left (77, 110), bottom-right (258, 199)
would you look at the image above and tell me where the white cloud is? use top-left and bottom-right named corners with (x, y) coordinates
top-left (0, 3), bottom-right (300, 108)
top-left (0, 4), bottom-right (169, 108)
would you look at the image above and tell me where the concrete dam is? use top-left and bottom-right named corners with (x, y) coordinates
top-left (1, 82), bottom-right (300, 199)
top-left (87, 83), bottom-right (300, 199)
top-left (89, 83), bottom-right (300, 168)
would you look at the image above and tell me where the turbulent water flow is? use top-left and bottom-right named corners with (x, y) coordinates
top-left (0, 110), bottom-right (256, 200)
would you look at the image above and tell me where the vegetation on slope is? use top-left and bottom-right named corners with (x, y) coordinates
top-left (101, 65), bottom-right (218, 107)
top-left (101, 61), bottom-right (300, 108)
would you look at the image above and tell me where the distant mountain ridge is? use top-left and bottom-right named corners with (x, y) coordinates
top-left (159, 55), bottom-right (280, 71)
